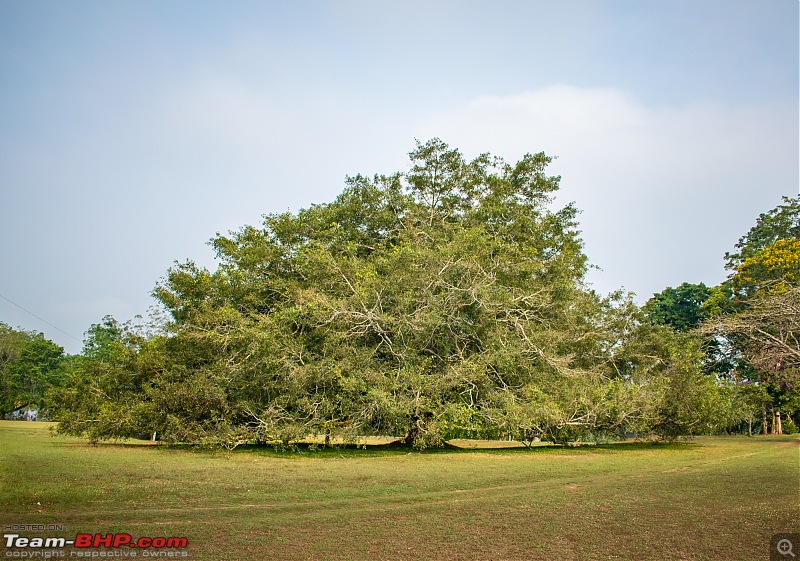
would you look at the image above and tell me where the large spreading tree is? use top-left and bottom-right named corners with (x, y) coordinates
top-left (52, 140), bottom-right (724, 448)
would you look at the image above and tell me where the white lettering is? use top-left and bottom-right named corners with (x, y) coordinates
top-left (4, 534), bottom-right (20, 547)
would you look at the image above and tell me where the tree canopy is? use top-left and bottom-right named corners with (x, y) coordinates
top-left (0, 323), bottom-right (66, 416)
top-left (50, 140), bottom-right (731, 447)
top-left (697, 196), bottom-right (800, 434)
top-left (724, 196), bottom-right (800, 273)
top-left (643, 282), bottom-right (711, 332)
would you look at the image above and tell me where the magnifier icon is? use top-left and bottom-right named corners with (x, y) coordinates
top-left (778, 539), bottom-right (796, 557)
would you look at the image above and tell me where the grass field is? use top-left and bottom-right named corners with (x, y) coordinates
top-left (1, 421), bottom-right (798, 560)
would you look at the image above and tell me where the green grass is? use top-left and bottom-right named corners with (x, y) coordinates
top-left (1, 421), bottom-right (798, 560)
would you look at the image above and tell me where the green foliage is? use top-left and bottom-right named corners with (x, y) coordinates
top-left (0, 322), bottom-right (33, 414)
top-left (55, 140), bottom-right (732, 448)
top-left (700, 282), bottom-right (737, 318)
top-left (700, 196), bottom-right (800, 432)
top-left (0, 323), bottom-right (66, 416)
top-left (707, 286), bottom-right (800, 420)
top-left (724, 195), bottom-right (800, 272)
top-left (49, 316), bottom-right (160, 440)
top-left (643, 282), bottom-right (710, 332)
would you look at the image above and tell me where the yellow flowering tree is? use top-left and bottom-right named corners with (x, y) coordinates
top-left (732, 238), bottom-right (800, 297)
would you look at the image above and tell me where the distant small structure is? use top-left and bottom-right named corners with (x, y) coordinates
top-left (5, 405), bottom-right (40, 421)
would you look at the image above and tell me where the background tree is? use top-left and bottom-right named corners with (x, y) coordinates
top-left (724, 195), bottom-right (800, 273)
top-left (643, 282), bottom-right (710, 332)
top-left (701, 286), bottom-right (800, 433)
top-left (0, 322), bottom-right (34, 414)
top-left (701, 195), bottom-right (800, 434)
top-left (0, 323), bottom-right (66, 417)
top-left (731, 238), bottom-right (800, 298)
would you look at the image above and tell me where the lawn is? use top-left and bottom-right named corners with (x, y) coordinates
top-left (1, 421), bottom-right (798, 560)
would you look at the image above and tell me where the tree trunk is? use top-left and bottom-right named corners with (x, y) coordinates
top-left (771, 406), bottom-right (777, 435)
top-left (404, 418), bottom-right (420, 446)
top-left (748, 413), bottom-right (752, 437)
top-left (763, 403), bottom-right (769, 435)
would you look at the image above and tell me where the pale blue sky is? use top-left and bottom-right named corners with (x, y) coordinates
top-left (1, 0), bottom-right (797, 353)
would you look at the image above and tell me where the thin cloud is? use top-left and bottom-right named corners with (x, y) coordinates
top-left (417, 85), bottom-right (798, 299)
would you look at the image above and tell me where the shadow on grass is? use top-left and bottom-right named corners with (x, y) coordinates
top-left (41, 431), bottom-right (699, 457)
top-left (227, 438), bottom-right (698, 458)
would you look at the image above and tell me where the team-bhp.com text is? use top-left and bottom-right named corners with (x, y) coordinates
top-left (4, 534), bottom-right (188, 557)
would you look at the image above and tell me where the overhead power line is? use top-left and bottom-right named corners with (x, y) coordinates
top-left (0, 291), bottom-right (83, 342)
